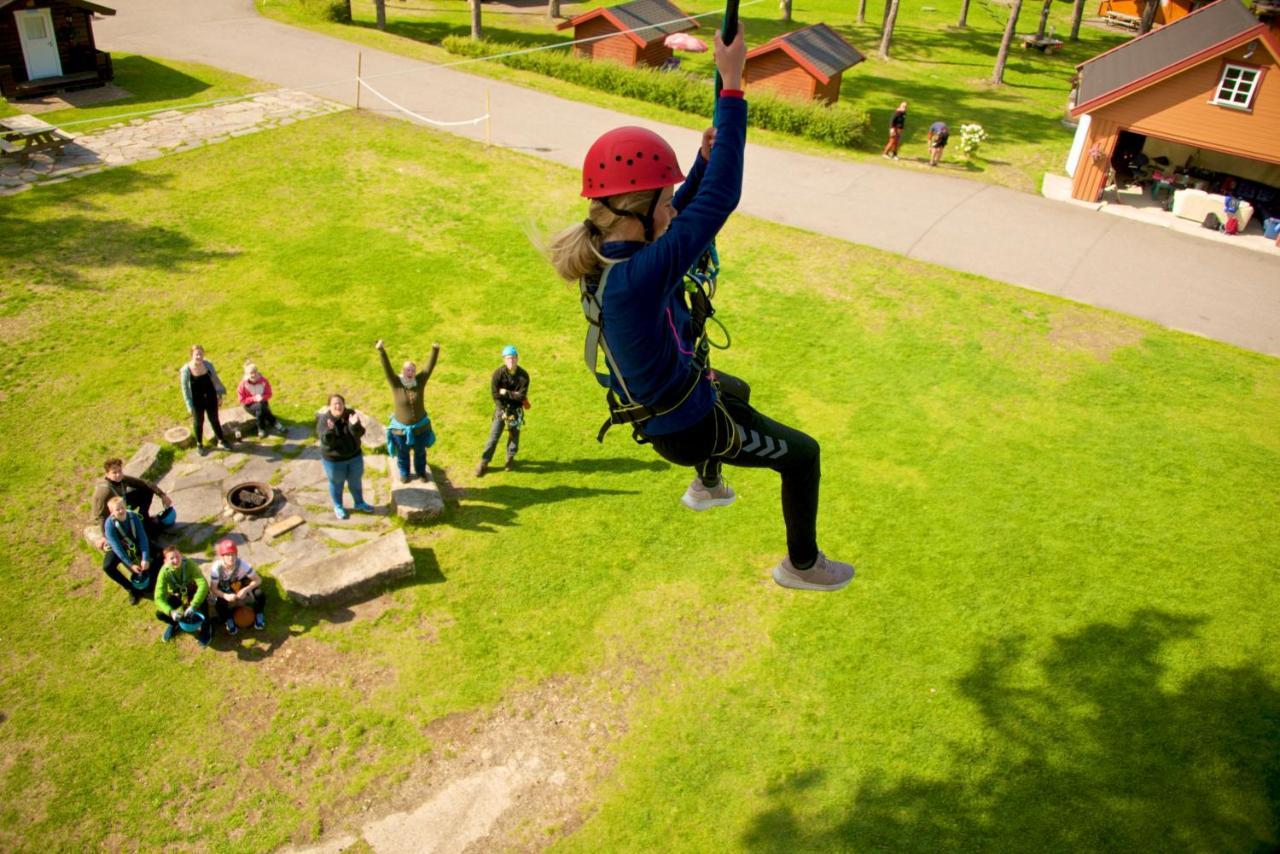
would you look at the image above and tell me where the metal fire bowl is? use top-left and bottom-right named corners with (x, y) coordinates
top-left (225, 481), bottom-right (276, 517)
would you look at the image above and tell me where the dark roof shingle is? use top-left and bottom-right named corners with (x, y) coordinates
top-left (609, 0), bottom-right (697, 39)
top-left (778, 23), bottom-right (864, 78)
top-left (1077, 0), bottom-right (1261, 106)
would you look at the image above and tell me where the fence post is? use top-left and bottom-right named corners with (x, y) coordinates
top-left (355, 52), bottom-right (362, 110)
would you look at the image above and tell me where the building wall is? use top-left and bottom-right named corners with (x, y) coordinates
top-left (1, 3), bottom-right (96, 83)
top-left (1096, 0), bottom-right (1194, 26)
top-left (1093, 43), bottom-right (1280, 166)
top-left (1070, 114), bottom-right (1122, 201)
top-left (744, 50), bottom-right (817, 101)
top-left (572, 18), bottom-right (639, 66)
top-left (813, 70), bottom-right (842, 104)
top-left (636, 39), bottom-right (673, 68)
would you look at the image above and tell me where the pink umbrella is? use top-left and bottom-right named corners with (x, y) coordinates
top-left (664, 32), bottom-right (708, 52)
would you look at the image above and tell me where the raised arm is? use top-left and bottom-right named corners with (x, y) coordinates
top-left (419, 344), bottom-right (441, 384)
top-left (375, 340), bottom-right (398, 388)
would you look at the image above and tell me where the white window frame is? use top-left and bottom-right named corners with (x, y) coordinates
top-left (1212, 63), bottom-right (1260, 111)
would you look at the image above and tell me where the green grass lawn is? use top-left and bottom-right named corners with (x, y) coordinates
top-left (1, 110), bottom-right (1277, 851)
top-left (0, 53), bottom-right (265, 132)
top-left (259, 0), bottom-right (1131, 192)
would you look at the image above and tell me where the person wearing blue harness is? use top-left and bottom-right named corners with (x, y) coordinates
top-left (102, 496), bottom-right (155, 605)
top-left (376, 338), bottom-right (440, 483)
top-left (546, 26), bottom-right (854, 592)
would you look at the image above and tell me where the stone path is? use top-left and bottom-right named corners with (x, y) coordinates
top-left (0, 89), bottom-right (346, 196)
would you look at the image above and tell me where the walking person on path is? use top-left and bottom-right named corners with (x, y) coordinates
top-left (928, 120), bottom-right (949, 167)
top-left (475, 345), bottom-right (529, 477)
top-left (376, 339), bottom-right (440, 483)
top-left (546, 27), bottom-right (854, 592)
top-left (882, 100), bottom-right (907, 160)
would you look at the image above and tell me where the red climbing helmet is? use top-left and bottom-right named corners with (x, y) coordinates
top-left (582, 126), bottom-right (685, 199)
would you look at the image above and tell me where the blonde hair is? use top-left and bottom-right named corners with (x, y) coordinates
top-left (547, 191), bottom-right (658, 282)
top-left (243, 361), bottom-right (258, 378)
top-left (107, 496), bottom-right (126, 511)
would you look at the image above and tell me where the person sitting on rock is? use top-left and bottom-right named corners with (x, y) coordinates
top-left (476, 345), bottom-right (530, 477)
top-left (237, 362), bottom-right (286, 437)
top-left (102, 496), bottom-right (156, 606)
top-left (91, 456), bottom-right (175, 540)
top-left (155, 545), bottom-right (211, 646)
top-left (376, 339), bottom-right (440, 483)
top-left (180, 344), bottom-right (233, 456)
top-left (316, 393), bottom-right (374, 519)
top-left (207, 539), bottom-right (265, 635)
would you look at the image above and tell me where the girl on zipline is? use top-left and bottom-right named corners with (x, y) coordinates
top-left (546, 27), bottom-right (854, 592)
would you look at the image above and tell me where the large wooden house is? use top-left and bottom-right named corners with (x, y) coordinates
top-left (743, 23), bottom-right (863, 105)
top-left (1, 0), bottom-right (115, 99)
top-left (556, 0), bottom-right (697, 69)
top-left (1067, 0), bottom-right (1280, 204)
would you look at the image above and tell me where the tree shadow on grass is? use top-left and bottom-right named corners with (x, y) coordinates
top-left (0, 169), bottom-right (238, 287)
top-left (743, 610), bottom-right (1280, 853)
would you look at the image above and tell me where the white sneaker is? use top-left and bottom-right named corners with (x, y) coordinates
top-left (680, 477), bottom-right (736, 511)
top-left (772, 552), bottom-right (855, 592)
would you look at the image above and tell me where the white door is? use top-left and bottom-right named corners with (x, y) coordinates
top-left (16, 8), bottom-right (63, 81)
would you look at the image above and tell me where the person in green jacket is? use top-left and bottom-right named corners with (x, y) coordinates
top-left (155, 545), bottom-right (211, 646)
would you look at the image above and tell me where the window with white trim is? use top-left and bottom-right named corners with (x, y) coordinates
top-left (1213, 64), bottom-right (1260, 109)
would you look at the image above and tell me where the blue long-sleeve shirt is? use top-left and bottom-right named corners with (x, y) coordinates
top-left (104, 510), bottom-right (150, 566)
top-left (593, 94), bottom-right (747, 435)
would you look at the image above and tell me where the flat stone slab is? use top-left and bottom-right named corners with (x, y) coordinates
top-left (317, 526), bottom-right (378, 545)
top-left (391, 481), bottom-right (444, 523)
top-left (275, 529), bottom-right (414, 607)
top-left (172, 483), bottom-right (226, 523)
top-left (164, 426), bottom-right (194, 448)
top-left (123, 442), bottom-right (162, 479)
top-left (174, 464), bottom-right (231, 492)
top-left (83, 524), bottom-right (104, 549)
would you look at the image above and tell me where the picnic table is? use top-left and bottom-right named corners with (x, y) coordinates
top-left (1021, 34), bottom-right (1065, 54)
top-left (0, 117), bottom-right (74, 164)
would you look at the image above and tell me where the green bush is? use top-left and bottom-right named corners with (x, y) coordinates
top-left (442, 37), bottom-right (871, 148)
top-left (281, 0), bottom-right (351, 23)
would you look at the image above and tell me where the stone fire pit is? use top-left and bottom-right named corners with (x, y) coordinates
top-left (226, 481), bottom-right (275, 517)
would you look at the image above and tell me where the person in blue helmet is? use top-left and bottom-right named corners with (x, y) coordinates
top-left (476, 345), bottom-right (530, 477)
top-left (545, 27), bottom-right (854, 592)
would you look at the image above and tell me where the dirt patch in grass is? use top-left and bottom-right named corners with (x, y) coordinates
top-left (257, 636), bottom-right (395, 693)
top-left (1047, 308), bottom-right (1146, 362)
top-left (292, 584), bottom-right (776, 852)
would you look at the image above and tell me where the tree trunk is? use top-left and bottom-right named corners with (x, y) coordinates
top-left (1139, 0), bottom-right (1158, 33)
top-left (547, 0), bottom-right (560, 19)
top-left (345, 0), bottom-right (353, 23)
top-left (1035, 0), bottom-right (1052, 39)
top-left (957, 0), bottom-right (971, 27)
top-left (1069, 0), bottom-right (1085, 40)
top-left (375, 0), bottom-right (386, 30)
top-left (991, 0), bottom-right (1024, 85)
top-left (857, 0), bottom-right (867, 24)
top-left (781, 0), bottom-right (792, 23)
top-left (470, 0), bottom-right (483, 39)
top-left (879, 0), bottom-right (900, 59)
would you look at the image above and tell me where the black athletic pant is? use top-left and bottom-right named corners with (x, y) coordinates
top-left (122, 485), bottom-right (162, 540)
top-left (213, 589), bottom-right (266, 621)
top-left (191, 381), bottom-right (225, 447)
top-left (245, 401), bottom-right (279, 434)
top-left (646, 372), bottom-right (820, 567)
top-left (102, 551), bottom-right (156, 596)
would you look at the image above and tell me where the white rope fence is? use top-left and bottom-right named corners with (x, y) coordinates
top-left (357, 76), bottom-right (489, 127)
top-left (47, 0), bottom-right (763, 134)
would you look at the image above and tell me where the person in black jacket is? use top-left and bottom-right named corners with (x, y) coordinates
top-left (316, 394), bottom-right (374, 519)
top-left (476, 345), bottom-right (530, 477)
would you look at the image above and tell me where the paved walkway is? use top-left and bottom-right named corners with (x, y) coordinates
top-left (90, 0), bottom-right (1280, 356)
top-left (0, 89), bottom-right (343, 195)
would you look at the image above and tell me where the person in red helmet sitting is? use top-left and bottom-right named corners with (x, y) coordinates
top-left (207, 539), bottom-right (266, 635)
top-left (545, 26), bottom-right (854, 592)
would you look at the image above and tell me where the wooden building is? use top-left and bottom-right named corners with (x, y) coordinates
top-left (742, 23), bottom-right (863, 104)
top-left (1, 0), bottom-right (114, 99)
top-left (556, 0), bottom-right (697, 69)
top-left (1097, 0), bottom-right (1204, 29)
top-left (1067, 0), bottom-right (1280, 203)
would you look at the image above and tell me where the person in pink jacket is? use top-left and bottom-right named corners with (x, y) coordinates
top-left (237, 363), bottom-right (286, 436)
